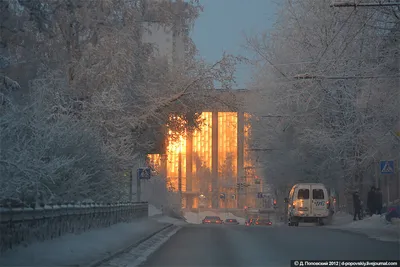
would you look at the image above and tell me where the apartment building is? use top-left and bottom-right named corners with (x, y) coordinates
top-left (141, 0), bottom-right (189, 65)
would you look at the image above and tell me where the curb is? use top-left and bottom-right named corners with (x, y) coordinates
top-left (84, 223), bottom-right (174, 267)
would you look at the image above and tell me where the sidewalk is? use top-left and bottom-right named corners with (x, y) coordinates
top-left (0, 217), bottom-right (171, 266)
top-left (327, 213), bottom-right (400, 243)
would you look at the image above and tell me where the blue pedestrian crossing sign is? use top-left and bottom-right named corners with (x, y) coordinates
top-left (380, 160), bottom-right (394, 174)
top-left (137, 167), bottom-right (151, 179)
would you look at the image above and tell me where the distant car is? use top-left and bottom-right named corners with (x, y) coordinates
top-left (224, 218), bottom-right (239, 225)
top-left (255, 219), bottom-right (272, 226)
top-left (202, 216), bottom-right (223, 224)
top-left (245, 218), bottom-right (255, 226)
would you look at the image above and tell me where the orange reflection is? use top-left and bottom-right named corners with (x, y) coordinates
top-left (218, 112), bottom-right (238, 209)
top-left (192, 112), bottom-right (212, 194)
top-left (147, 154), bottom-right (161, 170)
top-left (167, 125), bottom-right (186, 192)
top-left (148, 112), bottom-right (258, 209)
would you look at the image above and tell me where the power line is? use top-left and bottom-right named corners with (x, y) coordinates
top-left (240, 55), bottom-right (397, 68)
top-left (331, 1), bottom-right (400, 7)
top-left (294, 74), bottom-right (400, 80)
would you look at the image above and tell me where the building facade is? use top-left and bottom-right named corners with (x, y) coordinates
top-left (141, 0), bottom-right (189, 66)
top-left (148, 107), bottom-right (264, 210)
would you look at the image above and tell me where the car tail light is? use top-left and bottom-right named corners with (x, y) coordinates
top-left (205, 220), bottom-right (210, 223)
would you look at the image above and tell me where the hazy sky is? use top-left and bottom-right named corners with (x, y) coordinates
top-left (191, 0), bottom-right (278, 89)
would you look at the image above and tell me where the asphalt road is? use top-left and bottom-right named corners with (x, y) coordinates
top-left (141, 224), bottom-right (399, 267)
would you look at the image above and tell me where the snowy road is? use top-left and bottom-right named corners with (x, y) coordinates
top-left (141, 224), bottom-right (399, 267)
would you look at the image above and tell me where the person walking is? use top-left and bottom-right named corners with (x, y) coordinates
top-left (367, 186), bottom-right (376, 216)
top-left (375, 188), bottom-right (383, 215)
top-left (353, 191), bottom-right (362, 221)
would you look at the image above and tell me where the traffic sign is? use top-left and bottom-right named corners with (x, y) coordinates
top-left (220, 193), bottom-right (226, 200)
top-left (231, 194), bottom-right (236, 200)
top-left (380, 160), bottom-right (394, 174)
top-left (137, 167), bottom-right (151, 180)
top-left (257, 192), bottom-right (264, 198)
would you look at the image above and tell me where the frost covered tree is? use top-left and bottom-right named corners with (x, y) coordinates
top-left (0, 0), bottom-right (238, 206)
top-left (245, 0), bottom-right (399, 207)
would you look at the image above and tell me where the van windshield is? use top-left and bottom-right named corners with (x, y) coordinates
top-left (297, 189), bottom-right (309, 199)
top-left (313, 189), bottom-right (324, 199)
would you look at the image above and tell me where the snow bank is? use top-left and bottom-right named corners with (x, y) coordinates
top-left (328, 214), bottom-right (400, 243)
top-left (154, 215), bottom-right (187, 226)
top-left (340, 215), bottom-right (397, 230)
top-left (330, 211), bottom-right (354, 226)
top-left (0, 218), bottom-right (169, 266)
top-left (148, 204), bottom-right (162, 217)
top-left (184, 210), bottom-right (246, 224)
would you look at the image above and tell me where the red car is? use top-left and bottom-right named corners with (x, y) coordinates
top-left (255, 219), bottom-right (272, 226)
top-left (224, 218), bottom-right (240, 225)
top-left (202, 216), bottom-right (223, 224)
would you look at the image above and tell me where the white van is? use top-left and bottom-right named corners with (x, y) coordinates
top-left (287, 183), bottom-right (330, 226)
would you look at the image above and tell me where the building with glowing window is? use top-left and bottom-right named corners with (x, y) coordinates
top-left (148, 90), bottom-right (262, 209)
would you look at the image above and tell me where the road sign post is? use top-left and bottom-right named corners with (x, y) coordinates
top-left (138, 167), bottom-right (151, 180)
top-left (136, 167), bottom-right (151, 202)
top-left (380, 160), bottom-right (395, 205)
top-left (380, 161), bottom-right (394, 174)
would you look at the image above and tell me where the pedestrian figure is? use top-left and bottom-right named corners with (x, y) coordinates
top-left (367, 186), bottom-right (376, 216)
top-left (375, 188), bottom-right (383, 215)
top-left (353, 191), bottom-right (362, 221)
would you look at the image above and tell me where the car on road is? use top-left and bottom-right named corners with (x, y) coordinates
top-left (287, 183), bottom-right (330, 226)
top-left (224, 218), bottom-right (239, 225)
top-left (254, 219), bottom-right (272, 226)
top-left (202, 216), bottom-right (223, 224)
top-left (245, 218), bottom-right (256, 226)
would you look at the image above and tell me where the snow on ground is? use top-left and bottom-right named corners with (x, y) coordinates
top-left (0, 218), bottom-right (170, 267)
top-left (148, 204), bottom-right (162, 217)
top-left (184, 210), bottom-right (246, 224)
top-left (330, 211), bottom-right (355, 226)
top-left (152, 215), bottom-right (188, 226)
top-left (98, 225), bottom-right (182, 267)
top-left (328, 214), bottom-right (400, 243)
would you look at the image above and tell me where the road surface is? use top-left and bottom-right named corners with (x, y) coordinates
top-left (141, 224), bottom-right (399, 267)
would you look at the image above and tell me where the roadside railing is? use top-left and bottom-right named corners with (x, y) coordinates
top-left (0, 202), bottom-right (148, 253)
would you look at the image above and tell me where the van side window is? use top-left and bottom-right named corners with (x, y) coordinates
top-left (313, 189), bottom-right (324, 200)
top-left (297, 189), bottom-right (309, 199)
